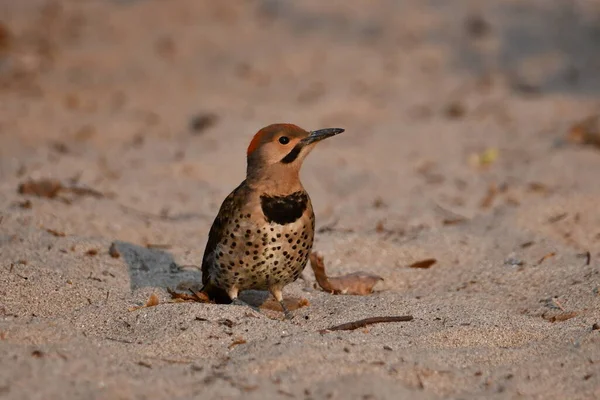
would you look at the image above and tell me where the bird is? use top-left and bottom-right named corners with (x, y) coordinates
top-left (200, 123), bottom-right (344, 318)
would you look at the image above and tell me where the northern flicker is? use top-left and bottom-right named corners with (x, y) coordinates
top-left (200, 123), bottom-right (344, 318)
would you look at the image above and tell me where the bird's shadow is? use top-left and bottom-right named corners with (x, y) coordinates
top-left (113, 240), bottom-right (271, 305)
top-left (113, 241), bottom-right (200, 291)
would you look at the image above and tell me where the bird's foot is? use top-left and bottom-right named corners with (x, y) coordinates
top-left (279, 300), bottom-right (293, 320)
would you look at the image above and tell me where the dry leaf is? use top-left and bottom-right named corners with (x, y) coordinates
top-left (567, 115), bottom-right (600, 148)
top-left (309, 252), bottom-right (383, 295)
top-left (545, 311), bottom-right (578, 323)
top-left (527, 182), bottom-right (550, 194)
top-left (228, 337), bottom-right (247, 349)
top-left (443, 217), bottom-right (467, 225)
top-left (18, 179), bottom-right (63, 198)
top-left (537, 252), bottom-right (556, 265)
top-left (31, 350), bottom-right (44, 358)
top-left (407, 258), bottom-right (437, 269)
top-left (167, 287), bottom-right (210, 303)
top-left (137, 361), bottom-right (152, 369)
top-left (129, 293), bottom-right (160, 311)
top-left (17, 178), bottom-right (104, 201)
top-left (108, 242), bottom-right (120, 258)
top-left (45, 228), bottom-right (65, 237)
top-left (260, 297), bottom-right (309, 312)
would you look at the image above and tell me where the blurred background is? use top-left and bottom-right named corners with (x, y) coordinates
top-left (1, 0), bottom-right (600, 245)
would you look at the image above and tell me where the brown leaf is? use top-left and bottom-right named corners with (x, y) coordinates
top-left (545, 311), bottom-right (578, 323)
top-left (18, 179), bottom-right (63, 198)
top-left (45, 228), bottom-right (65, 237)
top-left (309, 252), bottom-right (383, 295)
top-left (129, 293), bottom-right (160, 311)
top-left (17, 178), bottom-right (104, 200)
top-left (31, 350), bottom-right (44, 358)
top-left (537, 252), bottom-right (556, 265)
top-left (567, 115), bottom-right (600, 148)
top-left (228, 337), bottom-right (247, 349)
top-left (443, 217), bottom-right (467, 226)
top-left (407, 259), bottom-right (437, 269)
top-left (108, 242), bottom-right (120, 258)
top-left (167, 287), bottom-right (210, 303)
top-left (260, 297), bottom-right (310, 312)
top-left (86, 249), bottom-right (98, 256)
top-left (137, 361), bottom-right (152, 369)
top-left (527, 182), bottom-right (550, 194)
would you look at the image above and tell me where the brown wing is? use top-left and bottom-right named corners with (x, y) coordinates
top-left (201, 181), bottom-right (248, 286)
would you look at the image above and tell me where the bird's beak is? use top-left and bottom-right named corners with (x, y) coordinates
top-left (302, 128), bottom-right (345, 145)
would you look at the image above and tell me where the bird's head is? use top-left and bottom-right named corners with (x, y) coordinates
top-left (245, 123), bottom-right (344, 187)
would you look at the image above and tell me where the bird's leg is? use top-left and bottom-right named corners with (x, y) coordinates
top-left (270, 287), bottom-right (292, 320)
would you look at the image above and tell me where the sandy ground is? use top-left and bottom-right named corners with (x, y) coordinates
top-left (1, 0), bottom-right (600, 399)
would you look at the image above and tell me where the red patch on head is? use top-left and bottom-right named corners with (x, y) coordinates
top-left (247, 130), bottom-right (265, 156)
top-left (246, 124), bottom-right (304, 156)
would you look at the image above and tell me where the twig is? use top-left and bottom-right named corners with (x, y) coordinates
top-left (577, 251), bottom-right (591, 266)
top-left (105, 337), bottom-right (134, 344)
top-left (537, 252), bottom-right (556, 265)
top-left (321, 315), bottom-right (413, 333)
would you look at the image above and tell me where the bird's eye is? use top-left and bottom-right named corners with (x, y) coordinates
top-left (279, 136), bottom-right (290, 145)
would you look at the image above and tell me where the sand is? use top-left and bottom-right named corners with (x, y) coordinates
top-left (1, 0), bottom-right (599, 399)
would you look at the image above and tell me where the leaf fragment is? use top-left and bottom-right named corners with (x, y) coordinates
top-left (407, 258), bottom-right (437, 269)
top-left (129, 293), bottom-right (160, 311)
top-left (309, 252), bottom-right (383, 295)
